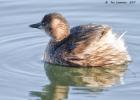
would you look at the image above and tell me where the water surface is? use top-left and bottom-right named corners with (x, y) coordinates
top-left (0, 0), bottom-right (140, 100)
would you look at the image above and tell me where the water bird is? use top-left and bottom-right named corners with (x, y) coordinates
top-left (30, 13), bottom-right (131, 67)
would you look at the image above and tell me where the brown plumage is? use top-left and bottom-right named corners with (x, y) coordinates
top-left (30, 13), bottom-right (131, 67)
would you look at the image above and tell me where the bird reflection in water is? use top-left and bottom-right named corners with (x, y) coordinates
top-left (30, 63), bottom-right (128, 100)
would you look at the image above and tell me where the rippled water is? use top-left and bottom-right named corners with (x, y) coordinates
top-left (0, 0), bottom-right (140, 100)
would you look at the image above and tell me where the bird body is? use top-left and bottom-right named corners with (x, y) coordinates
top-left (30, 13), bottom-right (131, 67)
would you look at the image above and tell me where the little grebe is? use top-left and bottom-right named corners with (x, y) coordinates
top-left (30, 13), bottom-right (131, 67)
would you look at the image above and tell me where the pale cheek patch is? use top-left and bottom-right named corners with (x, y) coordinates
top-left (51, 18), bottom-right (69, 41)
top-left (52, 19), bottom-right (61, 28)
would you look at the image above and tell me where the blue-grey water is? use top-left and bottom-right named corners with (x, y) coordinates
top-left (0, 0), bottom-right (140, 100)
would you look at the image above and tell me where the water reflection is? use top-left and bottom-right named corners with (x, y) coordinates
top-left (30, 63), bottom-right (128, 100)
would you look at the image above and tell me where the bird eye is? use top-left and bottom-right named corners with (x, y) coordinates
top-left (42, 22), bottom-right (45, 26)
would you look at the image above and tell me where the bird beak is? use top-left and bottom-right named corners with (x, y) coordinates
top-left (29, 22), bottom-right (42, 29)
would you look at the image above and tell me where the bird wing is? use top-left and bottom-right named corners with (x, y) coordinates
top-left (67, 24), bottom-right (111, 54)
top-left (64, 24), bottom-right (112, 66)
